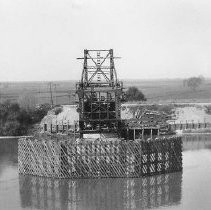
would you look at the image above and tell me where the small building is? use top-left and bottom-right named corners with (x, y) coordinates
top-left (126, 109), bottom-right (171, 138)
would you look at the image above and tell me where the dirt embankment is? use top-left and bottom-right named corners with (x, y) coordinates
top-left (40, 105), bottom-right (79, 132)
top-left (121, 103), bottom-right (211, 124)
top-left (40, 103), bottom-right (211, 133)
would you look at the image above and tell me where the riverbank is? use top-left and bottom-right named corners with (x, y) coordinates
top-left (0, 136), bottom-right (32, 139)
top-left (181, 128), bottom-right (211, 134)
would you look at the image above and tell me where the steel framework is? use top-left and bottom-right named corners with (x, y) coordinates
top-left (76, 49), bottom-right (124, 136)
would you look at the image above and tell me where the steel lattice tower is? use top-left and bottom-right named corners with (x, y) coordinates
top-left (76, 49), bottom-right (124, 136)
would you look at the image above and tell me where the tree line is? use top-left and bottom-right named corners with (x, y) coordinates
top-left (0, 101), bottom-right (51, 136)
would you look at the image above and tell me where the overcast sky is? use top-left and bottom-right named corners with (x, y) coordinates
top-left (1, 0), bottom-right (211, 81)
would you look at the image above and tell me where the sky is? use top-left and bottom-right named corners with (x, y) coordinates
top-left (1, 0), bottom-right (211, 81)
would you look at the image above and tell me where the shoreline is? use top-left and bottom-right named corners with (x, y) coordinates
top-left (0, 136), bottom-right (33, 139)
top-left (181, 133), bottom-right (211, 135)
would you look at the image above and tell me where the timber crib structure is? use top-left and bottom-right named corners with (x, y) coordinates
top-left (18, 136), bottom-right (182, 178)
top-left (18, 49), bottom-right (183, 179)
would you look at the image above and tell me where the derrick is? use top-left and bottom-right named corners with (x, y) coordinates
top-left (76, 49), bottom-right (124, 136)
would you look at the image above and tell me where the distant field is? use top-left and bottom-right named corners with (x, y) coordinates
top-left (0, 80), bottom-right (76, 105)
top-left (124, 79), bottom-right (211, 103)
top-left (0, 78), bottom-right (211, 105)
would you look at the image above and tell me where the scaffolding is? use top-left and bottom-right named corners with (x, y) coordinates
top-left (76, 49), bottom-right (124, 136)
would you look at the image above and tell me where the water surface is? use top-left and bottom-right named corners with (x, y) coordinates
top-left (0, 135), bottom-right (211, 210)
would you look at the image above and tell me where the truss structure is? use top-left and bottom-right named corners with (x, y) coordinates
top-left (76, 49), bottom-right (124, 136)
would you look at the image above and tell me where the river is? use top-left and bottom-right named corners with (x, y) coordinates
top-left (0, 135), bottom-right (211, 210)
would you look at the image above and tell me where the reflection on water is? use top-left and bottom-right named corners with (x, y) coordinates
top-left (0, 138), bottom-right (18, 179)
top-left (19, 172), bottom-right (182, 210)
top-left (183, 134), bottom-right (211, 151)
top-left (0, 138), bottom-right (18, 154)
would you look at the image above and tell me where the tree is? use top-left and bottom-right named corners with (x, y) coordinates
top-left (0, 100), bottom-right (51, 136)
top-left (186, 77), bottom-right (203, 91)
top-left (17, 109), bottom-right (32, 125)
top-left (30, 103), bottom-right (51, 123)
top-left (2, 120), bottom-right (21, 136)
top-left (125, 87), bottom-right (146, 102)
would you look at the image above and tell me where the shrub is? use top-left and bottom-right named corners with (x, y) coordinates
top-left (31, 103), bottom-right (51, 123)
top-left (54, 107), bottom-right (63, 115)
top-left (205, 105), bottom-right (211, 115)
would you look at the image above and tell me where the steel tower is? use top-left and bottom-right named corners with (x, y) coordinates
top-left (76, 49), bottom-right (124, 136)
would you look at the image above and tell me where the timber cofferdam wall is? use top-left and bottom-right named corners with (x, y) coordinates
top-left (18, 136), bottom-right (182, 179)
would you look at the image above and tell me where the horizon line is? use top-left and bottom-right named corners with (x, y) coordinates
top-left (0, 77), bottom-right (210, 83)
